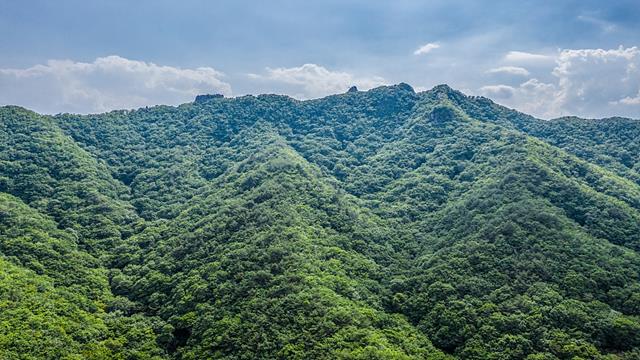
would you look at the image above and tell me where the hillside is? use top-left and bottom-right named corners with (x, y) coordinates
top-left (1, 84), bottom-right (640, 359)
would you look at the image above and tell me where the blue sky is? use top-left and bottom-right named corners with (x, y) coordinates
top-left (1, 0), bottom-right (639, 118)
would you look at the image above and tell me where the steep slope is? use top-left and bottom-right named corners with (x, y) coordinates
top-left (430, 86), bottom-right (640, 185)
top-left (520, 117), bottom-right (640, 186)
top-left (0, 193), bottom-right (164, 359)
top-left (1, 84), bottom-right (640, 359)
top-left (0, 107), bottom-right (166, 358)
top-left (112, 130), bottom-right (448, 359)
top-left (327, 99), bottom-right (640, 357)
top-left (52, 85), bottom-right (421, 220)
top-left (384, 137), bottom-right (640, 358)
top-left (0, 106), bottom-right (141, 254)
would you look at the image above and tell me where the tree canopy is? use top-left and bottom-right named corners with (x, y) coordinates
top-left (1, 84), bottom-right (639, 359)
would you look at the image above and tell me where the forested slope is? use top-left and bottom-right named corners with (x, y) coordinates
top-left (1, 84), bottom-right (639, 359)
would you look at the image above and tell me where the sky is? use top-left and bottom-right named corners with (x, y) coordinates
top-left (1, 0), bottom-right (639, 119)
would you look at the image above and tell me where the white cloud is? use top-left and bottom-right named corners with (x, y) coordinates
top-left (514, 79), bottom-right (558, 117)
top-left (480, 79), bottom-right (557, 117)
top-left (248, 63), bottom-right (386, 99)
top-left (552, 46), bottom-right (640, 117)
top-left (481, 46), bottom-right (640, 119)
top-left (479, 85), bottom-right (515, 99)
top-left (414, 43), bottom-right (440, 55)
top-left (504, 51), bottom-right (554, 64)
top-left (618, 92), bottom-right (640, 105)
top-left (0, 55), bottom-right (231, 114)
top-left (486, 66), bottom-right (530, 76)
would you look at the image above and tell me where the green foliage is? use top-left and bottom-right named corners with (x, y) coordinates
top-left (1, 83), bottom-right (640, 359)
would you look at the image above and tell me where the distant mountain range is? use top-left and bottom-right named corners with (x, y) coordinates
top-left (1, 84), bottom-right (639, 359)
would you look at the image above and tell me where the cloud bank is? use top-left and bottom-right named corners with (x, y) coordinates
top-left (0, 55), bottom-right (231, 114)
top-left (248, 63), bottom-right (386, 99)
top-left (481, 46), bottom-right (640, 119)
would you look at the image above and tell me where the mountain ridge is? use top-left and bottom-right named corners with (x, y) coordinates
top-left (1, 84), bottom-right (640, 359)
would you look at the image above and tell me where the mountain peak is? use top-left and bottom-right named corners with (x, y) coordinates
top-left (396, 82), bottom-right (415, 93)
top-left (430, 84), bottom-right (457, 97)
top-left (194, 93), bottom-right (224, 103)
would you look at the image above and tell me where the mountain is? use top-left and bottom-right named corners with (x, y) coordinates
top-left (1, 84), bottom-right (639, 359)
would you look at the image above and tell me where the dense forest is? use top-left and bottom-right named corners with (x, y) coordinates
top-left (1, 83), bottom-right (639, 359)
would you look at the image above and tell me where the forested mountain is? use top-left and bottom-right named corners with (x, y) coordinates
top-left (1, 84), bottom-right (639, 359)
